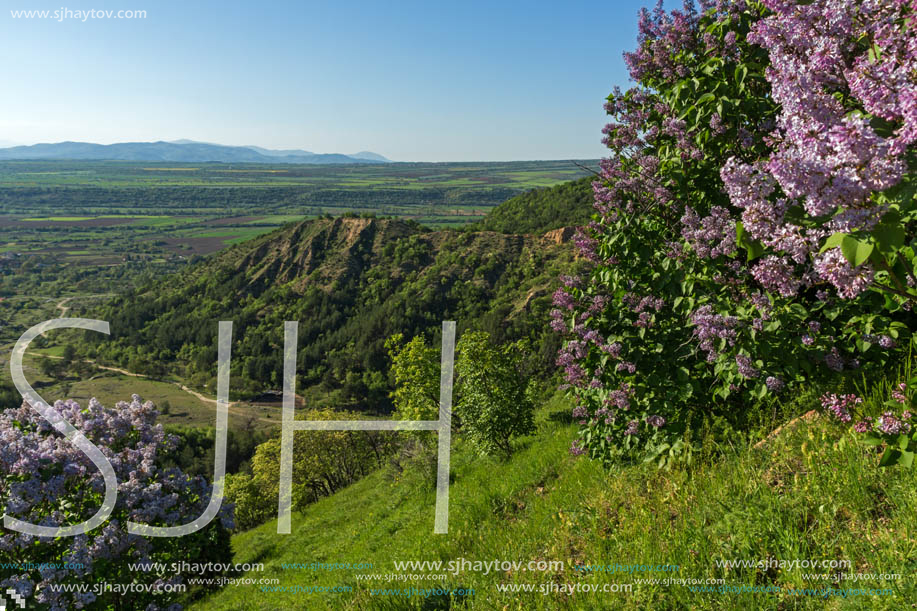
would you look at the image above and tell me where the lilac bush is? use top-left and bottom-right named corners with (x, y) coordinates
top-left (822, 381), bottom-right (917, 468)
top-left (0, 395), bottom-right (233, 610)
top-left (555, 0), bottom-right (915, 466)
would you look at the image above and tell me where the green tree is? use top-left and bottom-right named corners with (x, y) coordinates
top-left (387, 330), bottom-right (535, 456)
top-left (385, 333), bottom-right (440, 421)
top-left (37, 355), bottom-right (59, 378)
top-left (455, 331), bottom-right (535, 456)
top-left (61, 344), bottom-right (76, 366)
top-left (224, 472), bottom-right (272, 531)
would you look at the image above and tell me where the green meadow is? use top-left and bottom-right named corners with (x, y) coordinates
top-left (191, 387), bottom-right (917, 610)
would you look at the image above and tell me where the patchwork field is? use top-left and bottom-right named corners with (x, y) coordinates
top-left (0, 160), bottom-right (595, 282)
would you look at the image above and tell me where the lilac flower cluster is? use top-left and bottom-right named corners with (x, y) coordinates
top-left (735, 354), bottom-right (760, 379)
top-left (813, 249), bottom-right (874, 299)
top-left (764, 376), bottom-right (785, 393)
top-left (720, 0), bottom-right (917, 299)
top-left (820, 393), bottom-right (863, 423)
top-left (891, 382), bottom-right (908, 404)
top-left (877, 411), bottom-right (911, 435)
top-left (0, 395), bottom-right (233, 609)
top-left (689, 305), bottom-right (742, 362)
top-left (751, 256), bottom-right (802, 298)
top-left (824, 347), bottom-right (846, 372)
top-left (680, 206), bottom-right (737, 259)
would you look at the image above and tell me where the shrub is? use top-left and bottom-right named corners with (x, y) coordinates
top-left (224, 472), bottom-right (273, 531)
top-left (555, 0), bottom-right (916, 466)
top-left (455, 331), bottom-right (535, 456)
top-left (232, 408), bottom-right (396, 529)
top-left (0, 395), bottom-right (233, 609)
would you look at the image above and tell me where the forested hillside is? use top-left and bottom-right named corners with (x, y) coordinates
top-left (83, 210), bottom-right (585, 411)
top-left (471, 176), bottom-right (594, 234)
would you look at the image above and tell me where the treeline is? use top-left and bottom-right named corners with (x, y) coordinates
top-left (0, 253), bottom-right (181, 296)
top-left (0, 185), bottom-right (519, 216)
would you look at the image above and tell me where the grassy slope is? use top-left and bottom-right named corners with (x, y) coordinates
top-left (193, 392), bottom-right (917, 611)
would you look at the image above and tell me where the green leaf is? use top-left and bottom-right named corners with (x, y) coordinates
top-left (879, 447), bottom-right (901, 467)
top-left (736, 221), bottom-right (764, 260)
top-left (861, 433), bottom-right (884, 446)
top-left (697, 92), bottom-right (716, 105)
top-left (821, 232), bottom-right (848, 252)
top-left (871, 219), bottom-right (906, 254)
top-left (734, 65), bottom-right (747, 90)
top-left (900, 450), bottom-right (914, 468)
top-left (745, 240), bottom-right (764, 261)
top-left (824, 232), bottom-right (873, 267)
top-left (851, 240), bottom-right (874, 267)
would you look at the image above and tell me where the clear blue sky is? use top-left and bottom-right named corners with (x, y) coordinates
top-left (0, 0), bottom-right (670, 161)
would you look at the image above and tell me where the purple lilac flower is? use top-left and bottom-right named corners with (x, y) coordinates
top-left (878, 335), bottom-right (897, 349)
top-left (765, 376), bottom-right (784, 393)
top-left (820, 393), bottom-right (862, 423)
top-left (892, 382), bottom-right (908, 403)
top-left (735, 354), bottom-right (760, 379)
top-left (689, 305), bottom-right (742, 361)
top-left (878, 412), bottom-right (910, 435)
top-left (616, 361), bottom-right (637, 374)
top-left (752, 256), bottom-right (802, 297)
top-left (853, 421), bottom-right (871, 433)
top-left (825, 347), bottom-right (845, 372)
top-left (814, 250), bottom-right (875, 299)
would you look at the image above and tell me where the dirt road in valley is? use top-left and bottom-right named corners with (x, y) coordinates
top-left (28, 354), bottom-right (281, 425)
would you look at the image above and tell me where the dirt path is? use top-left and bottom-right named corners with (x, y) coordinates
top-left (55, 297), bottom-right (75, 316)
top-left (30, 354), bottom-right (279, 425)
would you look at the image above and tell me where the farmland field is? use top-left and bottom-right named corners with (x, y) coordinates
top-left (0, 159), bottom-right (593, 275)
top-left (0, 159), bottom-right (595, 297)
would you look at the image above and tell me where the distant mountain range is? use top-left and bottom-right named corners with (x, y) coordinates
top-left (0, 140), bottom-right (390, 164)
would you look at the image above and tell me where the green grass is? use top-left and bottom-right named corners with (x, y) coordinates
top-left (20, 215), bottom-right (170, 221)
top-left (20, 216), bottom-right (95, 221)
top-left (190, 390), bottom-right (917, 610)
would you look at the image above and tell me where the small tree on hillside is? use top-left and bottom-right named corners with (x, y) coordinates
top-left (385, 333), bottom-right (440, 421)
top-left (455, 331), bottom-right (535, 456)
top-left (387, 330), bottom-right (536, 457)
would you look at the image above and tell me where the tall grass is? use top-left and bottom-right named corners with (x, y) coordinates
top-left (192, 379), bottom-right (917, 610)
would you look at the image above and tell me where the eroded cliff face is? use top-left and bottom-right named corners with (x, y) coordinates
top-left (208, 217), bottom-right (578, 298)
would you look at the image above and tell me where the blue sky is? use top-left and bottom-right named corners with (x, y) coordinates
top-left (0, 0), bottom-right (668, 161)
